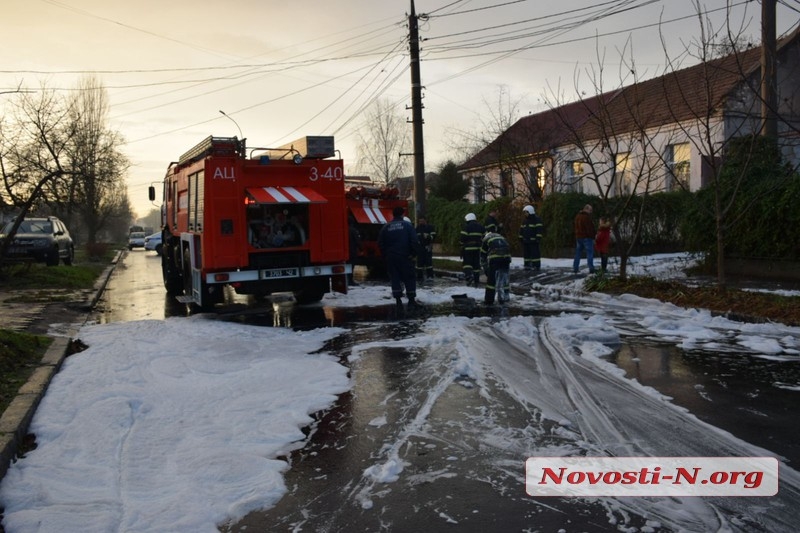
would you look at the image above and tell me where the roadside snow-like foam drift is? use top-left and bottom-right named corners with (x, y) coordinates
top-left (0, 318), bottom-right (351, 533)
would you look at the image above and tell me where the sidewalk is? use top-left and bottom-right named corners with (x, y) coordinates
top-left (0, 252), bottom-right (121, 480)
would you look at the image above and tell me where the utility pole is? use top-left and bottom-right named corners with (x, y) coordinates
top-left (409, 0), bottom-right (426, 220)
top-left (760, 0), bottom-right (777, 138)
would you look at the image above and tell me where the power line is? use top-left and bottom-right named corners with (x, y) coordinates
top-left (777, 0), bottom-right (800, 15)
top-left (39, 0), bottom-right (236, 61)
top-left (425, 0), bottom-right (661, 52)
top-left (426, 0), bottom-right (635, 42)
top-left (428, 0), bottom-right (532, 17)
top-left (423, 1), bottom-right (752, 69)
top-left (124, 51), bottom-right (406, 145)
top-left (274, 40), bottom-right (409, 143)
top-left (426, 0), bottom-right (469, 16)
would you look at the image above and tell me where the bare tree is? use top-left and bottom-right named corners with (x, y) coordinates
top-left (0, 86), bottom-right (74, 267)
top-left (354, 98), bottom-right (410, 185)
top-left (543, 36), bottom-right (674, 280)
top-left (52, 75), bottom-right (131, 245)
top-left (445, 85), bottom-right (536, 201)
top-left (655, 0), bottom-right (800, 285)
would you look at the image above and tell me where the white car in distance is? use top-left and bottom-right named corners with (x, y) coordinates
top-left (144, 232), bottom-right (163, 255)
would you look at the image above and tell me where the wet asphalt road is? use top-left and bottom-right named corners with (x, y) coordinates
top-left (90, 250), bottom-right (800, 532)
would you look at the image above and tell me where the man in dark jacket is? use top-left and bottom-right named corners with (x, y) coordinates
top-left (378, 206), bottom-right (422, 309)
top-left (459, 213), bottom-right (485, 287)
top-left (480, 231), bottom-right (512, 305)
top-left (518, 204), bottom-right (543, 271)
top-left (415, 216), bottom-right (436, 282)
top-left (573, 204), bottom-right (596, 274)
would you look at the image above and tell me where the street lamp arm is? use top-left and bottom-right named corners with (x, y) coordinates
top-left (219, 110), bottom-right (244, 140)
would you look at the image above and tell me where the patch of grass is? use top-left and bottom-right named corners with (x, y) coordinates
top-left (587, 275), bottom-right (800, 326)
top-left (3, 290), bottom-right (78, 304)
top-left (0, 261), bottom-right (107, 290)
top-left (0, 330), bottom-right (52, 414)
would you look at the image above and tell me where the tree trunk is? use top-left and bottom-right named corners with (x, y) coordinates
top-left (715, 194), bottom-right (727, 287)
top-left (619, 252), bottom-right (629, 281)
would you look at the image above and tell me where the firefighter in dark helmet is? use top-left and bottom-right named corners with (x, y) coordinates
top-left (378, 206), bottom-right (423, 310)
top-left (480, 231), bottom-right (512, 305)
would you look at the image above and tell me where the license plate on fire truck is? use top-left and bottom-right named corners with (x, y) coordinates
top-left (261, 267), bottom-right (299, 279)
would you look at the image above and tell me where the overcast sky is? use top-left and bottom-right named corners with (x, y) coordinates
top-left (3, 0), bottom-right (799, 218)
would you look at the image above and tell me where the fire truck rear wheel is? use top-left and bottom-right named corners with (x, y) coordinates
top-left (162, 249), bottom-right (182, 294)
top-left (293, 285), bottom-right (326, 305)
top-left (199, 281), bottom-right (224, 311)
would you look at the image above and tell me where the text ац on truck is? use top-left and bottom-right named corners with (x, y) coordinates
top-left (149, 135), bottom-right (352, 311)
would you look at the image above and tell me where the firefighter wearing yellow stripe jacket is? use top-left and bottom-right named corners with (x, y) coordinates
top-left (480, 231), bottom-right (512, 305)
top-left (519, 204), bottom-right (544, 271)
top-left (460, 213), bottom-right (485, 287)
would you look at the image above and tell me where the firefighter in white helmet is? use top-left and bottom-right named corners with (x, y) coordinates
top-left (519, 204), bottom-right (543, 271)
top-left (460, 213), bottom-right (485, 287)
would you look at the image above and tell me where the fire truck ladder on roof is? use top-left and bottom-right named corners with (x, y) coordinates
top-left (178, 136), bottom-right (245, 166)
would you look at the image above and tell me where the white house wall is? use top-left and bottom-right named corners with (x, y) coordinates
top-left (462, 111), bottom-right (735, 203)
top-left (461, 45), bottom-right (800, 204)
top-left (550, 114), bottom-right (727, 195)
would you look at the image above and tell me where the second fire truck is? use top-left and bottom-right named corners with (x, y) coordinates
top-left (345, 185), bottom-right (408, 275)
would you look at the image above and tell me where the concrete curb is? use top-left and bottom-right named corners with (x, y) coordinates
top-left (0, 336), bottom-right (70, 480)
top-left (82, 249), bottom-right (124, 311)
top-left (0, 250), bottom-right (123, 480)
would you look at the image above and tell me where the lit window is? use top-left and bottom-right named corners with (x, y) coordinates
top-left (499, 169), bottom-right (513, 197)
top-left (666, 143), bottom-right (690, 190)
top-left (615, 152), bottom-right (632, 195)
top-left (565, 161), bottom-right (584, 192)
top-left (473, 176), bottom-right (485, 203)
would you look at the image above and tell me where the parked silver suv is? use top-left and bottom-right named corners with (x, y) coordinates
top-left (0, 216), bottom-right (74, 266)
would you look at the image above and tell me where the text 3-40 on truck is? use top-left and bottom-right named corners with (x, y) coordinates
top-left (149, 135), bottom-right (351, 311)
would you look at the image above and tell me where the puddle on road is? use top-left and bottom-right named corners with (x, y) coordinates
top-left (224, 324), bottom-right (647, 533)
top-left (204, 294), bottom-right (800, 471)
top-left (610, 342), bottom-right (800, 466)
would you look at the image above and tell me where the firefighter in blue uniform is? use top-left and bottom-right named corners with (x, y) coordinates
top-left (460, 213), bottom-right (485, 287)
top-left (480, 231), bottom-right (512, 305)
top-left (519, 204), bottom-right (544, 271)
top-left (378, 207), bottom-right (422, 310)
top-left (415, 216), bottom-right (436, 282)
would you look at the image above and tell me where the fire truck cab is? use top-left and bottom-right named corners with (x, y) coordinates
top-left (150, 135), bottom-right (351, 310)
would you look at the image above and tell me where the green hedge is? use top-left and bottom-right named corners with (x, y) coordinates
top-left (427, 181), bottom-right (797, 261)
top-left (426, 137), bottom-right (798, 262)
top-left (428, 191), bottom-right (693, 257)
top-left (681, 135), bottom-right (800, 261)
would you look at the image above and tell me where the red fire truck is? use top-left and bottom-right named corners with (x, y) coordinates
top-left (345, 185), bottom-right (408, 273)
top-left (149, 135), bottom-right (351, 310)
